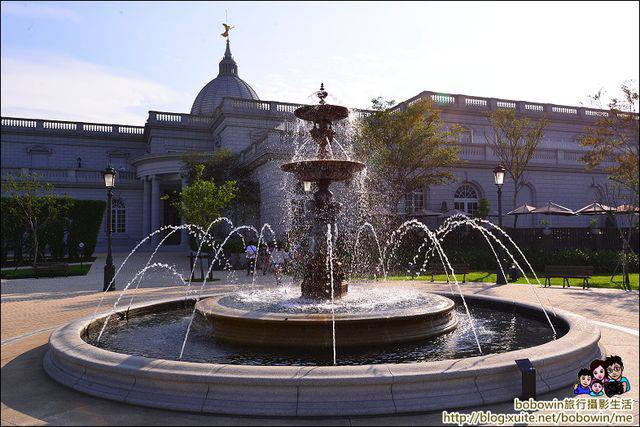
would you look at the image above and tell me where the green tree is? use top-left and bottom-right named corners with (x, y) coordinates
top-left (484, 108), bottom-right (548, 228)
top-left (579, 83), bottom-right (639, 289)
top-left (355, 97), bottom-right (461, 215)
top-left (579, 83), bottom-right (639, 198)
top-left (168, 164), bottom-right (238, 232)
top-left (3, 173), bottom-right (70, 266)
top-left (182, 149), bottom-right (259, 225)
top-left (475, 198), bottom-right (490, 220)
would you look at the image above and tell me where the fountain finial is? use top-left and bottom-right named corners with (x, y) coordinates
top-left (317, 83), bottom-right (328, 105)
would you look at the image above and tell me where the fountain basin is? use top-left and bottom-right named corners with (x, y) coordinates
top-left (281, 159), bottom-right (365, 182)
top-left (44, 291), bottom-right (602, 416)
top-left (195, 292), bottom-right (458, 348)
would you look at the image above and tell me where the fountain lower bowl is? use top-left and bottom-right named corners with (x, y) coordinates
top-left (44, 290), bottom-right (602, 416)
top-left (195, 293), bottom-right (458, 348)
top-left (281, 159), bottom-right (365, 182)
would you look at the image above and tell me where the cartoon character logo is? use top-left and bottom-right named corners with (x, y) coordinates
top-left (590, 359), bottom-right (608, 383)
top-left (574, 356), bottom-right (630, 398)
top-left (604, 355), bottom-right (630, 397)
top-left (590, 380), bottom-right (604, 396)
top-left (573, 368), bottom-right (592, 395)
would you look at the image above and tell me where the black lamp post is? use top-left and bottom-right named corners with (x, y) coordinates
top-left (103, 166), bottom-right (116, 292)
top-left (493, 165), bottom-right (508, 285)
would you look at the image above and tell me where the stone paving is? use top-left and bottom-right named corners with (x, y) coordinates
top-left (1, 252), bottom-right (638, 425)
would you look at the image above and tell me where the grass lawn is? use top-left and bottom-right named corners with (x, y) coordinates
top-left (387, 271), bottom-right (639, 290)
top-left (0, 264), bottom-right (92, 279)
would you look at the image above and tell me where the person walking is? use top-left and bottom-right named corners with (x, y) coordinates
top-left (270, 246), bottom-right (289, 285)
top-left (245, 242), bottom-right (257, 276)
top-left (262, 244), bottom-right (274, 275)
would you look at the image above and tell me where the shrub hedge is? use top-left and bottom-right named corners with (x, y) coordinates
top-left (0, 198), bottom-right (106, 264)
top-left (67, 200), bottom-right (107, 259)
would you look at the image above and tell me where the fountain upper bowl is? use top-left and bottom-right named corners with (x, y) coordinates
top-left (281, 159), bottom-right (365, 182)
top-left (295, 104), bottom-right (349, 123)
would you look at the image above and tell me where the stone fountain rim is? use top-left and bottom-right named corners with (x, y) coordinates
top-left (44, 290), bottom-right (602, 416)
top-left (196, 291), bottom-right (455, 322)
top-left (46, 291), bottom-right (596, 376)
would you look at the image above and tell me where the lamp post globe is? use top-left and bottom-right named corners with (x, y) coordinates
top-left (103, 166), bottom-right (116, 188)
top-left (493, 165), bottom-right (505, 186)
top-left (493, 165), bottom-right (508, 285)
top-left (103, 166), bottom-right (116, 292)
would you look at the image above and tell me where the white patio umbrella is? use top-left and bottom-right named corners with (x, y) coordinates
top-left (575, 202), bottom-right (615, 215)
top-left (506, 204), bottom-right (537, 215)
top-left (532, 202), bottom-right (575, 232)
top-left (616, 204), bottom-right (640, 214)
top-left (531, 202), bottom-right (575, 216)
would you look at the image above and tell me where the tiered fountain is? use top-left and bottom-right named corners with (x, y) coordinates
top-left (281, 83), bottom-right (364, 299)
top-left (195, 85), bottom-right (458, 347)
top-left (43, 84), bottom-right (602, 417)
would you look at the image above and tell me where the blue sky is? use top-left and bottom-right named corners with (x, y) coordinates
top-left (1, 1), bottom-right (638, 124)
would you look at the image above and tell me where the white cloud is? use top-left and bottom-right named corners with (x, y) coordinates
top-left (0, 53), bottom-right (191, 125)
top-left (1, 2), bottom-right (82, 23)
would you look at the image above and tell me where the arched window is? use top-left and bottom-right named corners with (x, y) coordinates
top-left (454, 184), bottom-right (479, 216)
top-left (111, 198), bottom-right (126, 234)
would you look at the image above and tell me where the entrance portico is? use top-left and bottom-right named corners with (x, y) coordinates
top-left (133, 153), bottom-right (191, 248)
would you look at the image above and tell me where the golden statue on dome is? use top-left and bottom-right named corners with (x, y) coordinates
top-left (221, 23), bottom-right (233, 39)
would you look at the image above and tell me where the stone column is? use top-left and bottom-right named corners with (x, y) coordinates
top-left (151, 175), bottom-right (161, 246)
top-left (142, 177), bottom-right (150, 241)
top-left (180, 175), bottom-right (189, 248)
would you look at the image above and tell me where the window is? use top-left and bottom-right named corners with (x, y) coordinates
top-left (110, 156), bottom-right (129, 172)
top-left (460, 127), bottom-right (473, 144)
top-left (108, 151), bottom-right (130, 172)
top-left (454, 184), bottom-right (479, 216)
top-left (28, 146), bottom-right (51, 168)
top-left (404, 190), bottom-right (425, 214)
top-left (111, 198), bottom-right (126, 234)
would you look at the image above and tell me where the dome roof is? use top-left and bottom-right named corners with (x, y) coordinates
top-left (190, 40), bottom-right (259, 116)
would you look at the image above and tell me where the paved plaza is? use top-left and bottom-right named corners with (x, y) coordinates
top-left (1, 252), bottom-right (638, 425)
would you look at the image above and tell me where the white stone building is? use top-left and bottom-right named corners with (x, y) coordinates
top-left (1, 41), bottom-right (615, 249)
